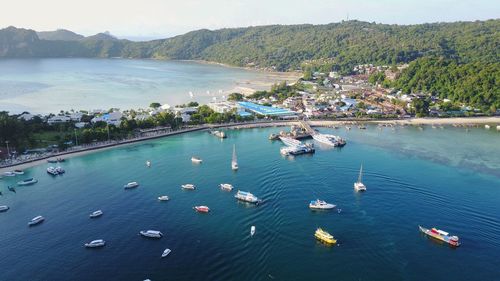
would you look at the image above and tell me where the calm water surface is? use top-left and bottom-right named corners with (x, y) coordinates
top-left (0, 126), bottom-right (499, 281)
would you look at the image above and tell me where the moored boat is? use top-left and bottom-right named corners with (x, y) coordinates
top-left (140, 230), bottom-right (163, 238)
top-left (220, 183), bottom-right (234, 191)
top-left (181, 184), bottom-right (196, 190)
top-left (309, 199), bottom-right (336, 210)
top-left (235, 190), bottom-right (261, 204)
top-left (419, 225), bottom-right (460, 247)
top-left (280, 143), bottom-right (315, 156)
top-left (85, 239), bottom-right (106, 248)
top-left (28, 215), bottom-right (45, 226)
top-left (158, 195), bottom-right (170, 201)
top-left (55, 166), bottom-right (65, 174)
top-left (314, 228), bottom-right (337, 244)
top-left (17, 178), bottom-right (38, 186)
top-left (0, 205), bottom-right (9, 212)
top-left (89, 210), bottom-right (103, 218)
top-left (47, 167), bottom-right (59, 176)
top-left (124, 182), bottom-right (139, 189)
top-left (279, 136), bottom-right (302, 147)
top-left (161, 248), bottom-right (171, 258)
top-left (194, 205), bottom-right (210, 213)
top-left (3, 171), bottom-right (16, 177)
top-left (191, 157), bottom-right (203, 163)
top-left (312, 133), bottom-right (346, 147)
top-left (13, 169), bottom-right (24, 175)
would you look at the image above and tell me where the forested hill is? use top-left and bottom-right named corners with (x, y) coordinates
top-left (1, 20), bottom-right (498, 71)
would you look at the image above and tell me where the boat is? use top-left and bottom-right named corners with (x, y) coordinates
top-left (312, 133), bottom-right (346, 147)
top-left (158, 195), bottom-right (170, 201)
top-left (124, 182), bottom-right (139, 189)
top-left (354, 165), bottom-right (367, 191)
top-left (309, 199), bottom-right (336, 210)
top-left (55, 167), bottom-right (65, 174)
top-left (250, 225), bottom-right (256, 236)
top-left (57, 158), bottom-right (65, 162)
top-left (13, 169), bottom-right (24, 175)
top-left (89, 210), bottom-right (103, 218)
top-left (0, 205), bottom-right (9, 212)
top-left (85, 239), bottom-right (106, 248)
top-left (28, 216), bottom-right (45, 226)
top-left (17, 178), bottom-right (38, 186)
top-left (314, 228), bottom-right (337, 244)
top-left (140, 230), bottom-right (163, 238)
top-left (235, 190), bottom-right (261, 204)
top-left (181, 184), bottom-right (196, 190)
top-left (358, 125), bottom-right (367, 130)
top-left (279, 136), bottom-right (302, 147)
top-left (194, 205), bottom-right (210, 213)
top-left (210, 130), bottom-right (226, 139)
top-left (280, 143), bottom-right (315, 156)
top-left (220, 183), bottom-right (234, 191)
top-left (161, 248), bottom-right (171, 258)
top-left (231, 145), bottom-right (238, 170)
top-left (268, 133), bottom-right (280, 140)
top-left (419, 226), bottom-right (460, 246)
top-left (3, 171), bottom-right (16, 177)
top-left (47, 167), bottom-right (59, 175)
top-left (146, 160), bottom-right (151, 167)
top-left (485, 124), bottom-right (490, 129)
top-left (8, 186), bottom-right (16, 193)
top-left (191, 157), bottom-right (203, 163)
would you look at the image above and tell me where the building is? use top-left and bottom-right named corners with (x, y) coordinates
top-left (18, 113), bottom-right (35, 121)
top-left (47, 115), bottom-right (71, 125)
top-left (237, 102), bottom-right (296, 118)
top-left (208, 101), bottom-right (236, 113)
top-left (91, 112), bottom-right (123, 126)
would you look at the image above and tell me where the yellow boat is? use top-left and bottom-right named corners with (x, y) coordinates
top-left (315, 228), bottom-right (337, 244)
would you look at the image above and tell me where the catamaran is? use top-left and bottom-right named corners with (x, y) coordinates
top-left (354, 165), bottom-right (366, 191)
top-left (231, 145), bottom-right (238, 170)
top-left (312, 133), bottom-right (346, 147)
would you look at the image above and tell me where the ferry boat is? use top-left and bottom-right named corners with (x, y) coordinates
top-left (280, 144), bottom-right (315, 156)
top-left (89, 210), bottom-right (103, 218)
top-left (309, 199), bottom-right (336, 210)
top-left (3, 171), bottom-right (16, 177)
top-left (158, 195), bottom-right (170, 201)
top-left (140, 230), bottom-right (163, 238)
top-left (314, 228), bottom-right (337, 245)
top-left (250, 225), bottom-right (256, 236)
top-left (17, 178), bottom-right (38, 186)
top-left (231, 145), bottom-right (238, 170)
top-left (28, 216), bottom-right (45, 226)
top-left (181, 184), bottom-right (196, 190)
top-left (13, 169), bottom-right (24, 175)
top-left (85, 239), bottom-right (106, 248)
top-left (235, 190), bottom-right (261, 204)
top-left (354, 165), bottom-right (366, 192)
top-left (191, 157), bottom-right (203, 163)
top-left (312, 133), bottom-right (346, 147)
top-left (220, 183), bottom-right (234, 191)
top-left (124, 182), bottom-right (139, 189)
top-left (194, 205), bottom-right (210, 213)
top-left (161, 248), bottom-right (171, 258)
top-left (47, 167), bottom-right (59, 175)
top-left (419, 226), bottom-right (460, 247)
top-left (279, 136), bottom-right (302, 147)
top-left (0, 205), bottom-right (9, 212)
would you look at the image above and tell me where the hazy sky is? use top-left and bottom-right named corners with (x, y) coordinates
top-left (1, 0), bottom-right (498, 39)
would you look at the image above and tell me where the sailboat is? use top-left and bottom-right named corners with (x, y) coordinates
top-left (231, 145), bottom-right (238, 170)
top-left (354, 164), bottom-right (367, 191)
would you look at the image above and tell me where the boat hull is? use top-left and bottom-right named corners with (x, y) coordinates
top-left (419, 226), bottom-right (460, 247)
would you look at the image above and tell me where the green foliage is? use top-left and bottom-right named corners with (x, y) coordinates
top-left (368, 72), bottom-right (386, 85)
top-left (150, 102), bottom-right (161, 109)
top-left (227, 93), bottom-right (244, 101)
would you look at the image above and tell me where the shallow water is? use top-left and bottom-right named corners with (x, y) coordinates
top-left (0, 126), bottom-right (499, 281)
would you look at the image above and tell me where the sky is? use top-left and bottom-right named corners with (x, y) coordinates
top-left (0, 0), bottom-right (498, 40)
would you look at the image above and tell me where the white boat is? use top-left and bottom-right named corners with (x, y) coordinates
top-left (85, 239), bottom-right (106, 248)
top-left (312, 133), bottom-right (346, 147)
top-left (231, 145), bottom-right (238, 170)
top-left (181, 184), bottom-right (196, 190)
top-left (17, 178), bottom-right (38, 186)
top-left (309, 199), bottom-right (336, 210)
top-left (3, 171), bottom-right (16, 177)
top-left (28, 215), bottom-right (45, 226)
top-left (280, 144), bottom-right (315, 156)
top-left (235, 190), bottom-right (261, 204)
top-left (47, 167), bottom-right (59, 175)
top-left (250, 225), bottom-right (256, 236)
top-left (158, 195), bottom-right (170, 201)
top-left (0, 205), bottom-right (9, 212)
top-left (55, 167), bottom-right (65, 174)
top-left (220, 183), bottom-right (234, 191)
top-left (89, 210), bottom-right (103, 218)
top-left (124, 182), bottom-right (139, 189)
top-left (13, 169), bottom-right (24, 175)
top-left (146, 160), bottom-right (151, 167)
top-left (279, 136), bottom-right (302, 147)
top-left (161, 248), bottom-right (171, 258)
top-left (191, 157), bottom-right (203, 163)
top-left (354, 165), bottom-right (367, 191)
top-left (140, 230), bottom-right (163, 238)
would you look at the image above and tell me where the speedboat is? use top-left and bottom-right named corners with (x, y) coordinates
top-left (0, 205), bottom-right (9, 212)
top-left (158, 195), bottom-right (170, 201)
top-left (89, 210), bottom-right (103, 218)
top-left (309, 199), bottom-right (336, 210)
top-left (47, 167), bottom-right (59, 175)
top-left (194, 205), bottom-right (210, 213)
top-left (140, 230), bottom-right (163, 238)
top-left (235, 190), bottom-right (261, 204)
top-left (419, 226), bottom-right (460, 247)
top-left (312, 133), bottom-right (346, 147)
top-left (13, 169), bottom-right (24, 175)
top-left (250, 225), bottom-right (256, 236)
top-left (124, 182), bottom-right (139, 189)
top-left (191, 157), bottom-right (203, 163)
top-left (17, 178), bottom-right (38, 186)
top-left (55, 167), bottom-right (65, 174)
top-left (161, 248), bottom-right (171, 258)
top-left (85, 239), bottom-right (106, 248)
top-left (354, 165), bottom-right (366, 192)
top-left (181, 184), bottom-right (195, 190)
top-left (28, 216), bottom-right (45, 226)
top-left (3, 171), bottom-right (16, 177)
top-left (220, 183), bottom-right (234, 191)
top-left (314, 228), bottom-right (337, 245)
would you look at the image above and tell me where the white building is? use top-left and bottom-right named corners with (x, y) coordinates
top-left (18, 113), bottom-right (35, 121)
top-left (91, 111), bottom-right (123, 126)
top-left (208, 101), bottom-right (236, 113)
top-left (47, 116), bottom-right (71, 125)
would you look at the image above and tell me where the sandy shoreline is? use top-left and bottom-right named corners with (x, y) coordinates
top-left (1, 117), bottom-right (498, 173)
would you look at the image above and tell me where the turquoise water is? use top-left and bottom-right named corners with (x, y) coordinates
top-left (0, 59), bottom-right (286, 114)
top-left (0, 126), bottom-right (499, 281)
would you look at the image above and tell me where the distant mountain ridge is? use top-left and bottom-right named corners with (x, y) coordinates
top-left (37, 29), bottom-right (84, 41)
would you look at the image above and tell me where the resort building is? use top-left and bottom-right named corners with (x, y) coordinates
top-left (237, 101), bottom-right (297, 119)
top-left (208, 101), bottom-right (236, 113)
top-left (91, 112), bottom-right (123, 126)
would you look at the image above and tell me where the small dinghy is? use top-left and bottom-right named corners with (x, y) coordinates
top-left (85, 239), bottom-right (106, 248)
top-left (161, 248), bottom-right (171, 258)
top-left (89, 210), bottom-right (103, 218)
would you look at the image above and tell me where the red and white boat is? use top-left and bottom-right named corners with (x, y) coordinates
top-left (194, 206), bottom-right (210, 213)
top-left (419, 225), bottom-right (460, 247)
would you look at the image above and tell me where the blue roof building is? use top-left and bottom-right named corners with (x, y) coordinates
top-left (237, 102), bottom-right (295, 116)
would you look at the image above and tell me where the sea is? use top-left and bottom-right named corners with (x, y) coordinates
top-left (0, 125), bottom-right (499, 281)
top-left (0, 58), bottom-right (291, 114)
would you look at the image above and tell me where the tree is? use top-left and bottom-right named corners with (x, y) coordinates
top-left (150, 102), bottom-right (161, 109)
top-left (187, 101), bottom-right (199, 107)
top-left (227, 93), bottom-right (244, 101)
